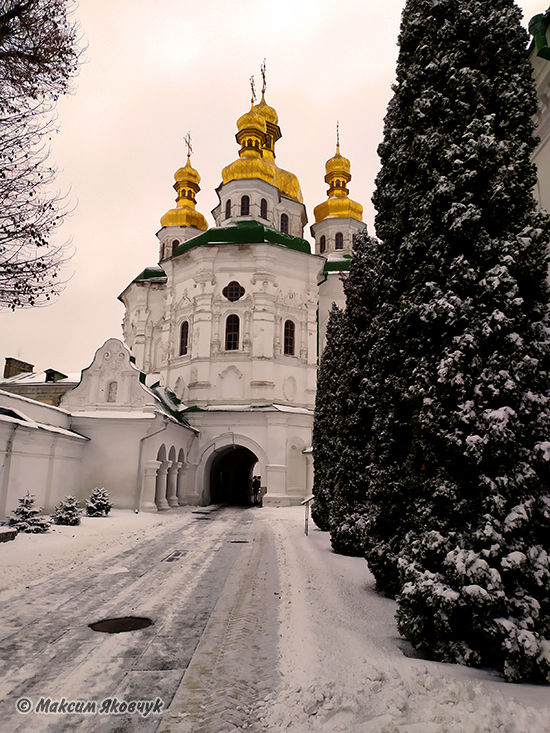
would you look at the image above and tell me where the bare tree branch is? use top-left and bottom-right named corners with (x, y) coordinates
top-left (0, 0), bottom-right (81, 309)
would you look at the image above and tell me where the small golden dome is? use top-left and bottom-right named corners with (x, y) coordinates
top-left (325, 144), bottom-right (351, 176)
top-left (237, 103), bottom-right (267, 133)
top-left (174, 155), bottom-right (201, 186)
top-left (255, 91), bottom-right (278, 126)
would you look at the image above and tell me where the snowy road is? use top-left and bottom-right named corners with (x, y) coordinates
top-left (0, 506), bottom-right (549, 732)
top-left (0, 507), bottom-right (278, 733)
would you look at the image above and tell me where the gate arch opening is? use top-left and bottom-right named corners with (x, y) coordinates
top-left (209, 446), bottom-right (258, 506)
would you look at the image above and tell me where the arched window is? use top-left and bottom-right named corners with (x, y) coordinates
top-left (225, 315), bottom-right (240, 350)
top-left (284, 320), bottom-right (295, 356)
top-left (336, 180), bottom-right (341, 187)
top-left (319, 235), bottom-right (326, 253)
top-left (107, 381), bottom-right (118, 403)
top-left (280, 213), bottom-right (289, 234)
top-left (180, 321), bottom-right (189, 356)
top-left (241, 196), bottom-right (250, 216)
top-left (335, 232), bottom-right (344, 250)
top-left (260, 198), bottom-right (267, 219)
top-left (225, 199), bottom-right (232, 219)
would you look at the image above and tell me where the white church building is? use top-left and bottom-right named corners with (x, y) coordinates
top-left (116, 89), bottom-right (366, 509)
top-left (2, 15), bottom-right (550, 519)
top-left (0, 87), bottom-right (367, 516)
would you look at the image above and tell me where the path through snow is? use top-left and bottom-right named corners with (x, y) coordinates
top-left (1, 506), bottom-right (549, 732)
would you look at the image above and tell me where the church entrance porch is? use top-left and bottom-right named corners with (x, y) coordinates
top-left (208, 446), bottom-right (258, 506)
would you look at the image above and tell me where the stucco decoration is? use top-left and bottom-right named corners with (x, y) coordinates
top-left (218, 365), bottom-right (244, 401)
top-left (61, 338), bottom-right (152, 412)
top-left (283, 376), bottom-right (297, 402)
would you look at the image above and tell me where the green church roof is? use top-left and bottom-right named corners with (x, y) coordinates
top-left (324, 256), bottom-right (351, 273)
top-left (173, 220), bottom-right (312, 256)
top-left (133, 266), bottom-right (167, 282)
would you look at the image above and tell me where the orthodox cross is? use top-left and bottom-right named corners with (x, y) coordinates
top-left (250, 75), bottom-right (256, 104)
top-left (184, 131), bottom-right (193, 159)
top-left (261, 58), bottom-right (267, 94)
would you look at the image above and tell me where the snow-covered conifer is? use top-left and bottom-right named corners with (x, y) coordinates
top-left (367, 0), bottom-right (550, 680)
top-left (85, 487), bottom-right (112, 517)
top-left (312, 303), bottom-right (345, 531)
top-left (7, 491), bottom-right (50, 533)
top-left (52, 495), bottom-right (81, 525)
top-left (326, 234), bottom-right (379, 556)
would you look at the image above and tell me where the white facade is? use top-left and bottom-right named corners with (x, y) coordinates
top-left (60, 338), bottom-right (198, 513)
top-left (117, 92), bottom-right (364, 507)
top-left (531, 14), bottom-right (550, 214)
top-left (0, 391), bottom-right (88, 519)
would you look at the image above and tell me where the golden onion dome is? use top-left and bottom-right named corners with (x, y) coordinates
top-left (221, 91), bottom-right (302, 203)
top-left (237, 103), bottom-right (267, 133)
top-left (174, 155), bottom-right (201, 186)
top-left (160, 154), bottom-right (208, 231)
top-left (313, 196), bottom-right (363, 223)
top-left (255, 91), bottom-right (279, 126)
top-left (325, 144), bottom-right (351, 176)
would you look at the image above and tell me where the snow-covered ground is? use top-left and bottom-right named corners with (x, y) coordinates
top-left (256, 508), bottom-right (550, 733)
top-left (1, 506), bottom-right (549, 732)
top-left (0, 509), bottom-right (188, 596)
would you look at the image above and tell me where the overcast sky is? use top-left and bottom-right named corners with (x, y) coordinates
top-left (0, 0), bottom-right (545, 375)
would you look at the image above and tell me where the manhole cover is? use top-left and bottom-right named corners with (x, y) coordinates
top-left (162, 550), bottom-right (188, 562)
top-left (89, 617), bottom-right (153, 634)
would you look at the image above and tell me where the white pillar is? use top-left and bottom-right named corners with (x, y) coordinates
top-left (140, 459), bottom-right (162, 512)
top-left (167, 462), bottom-right (181, 508)
top-left (155, 460), bottom-right (172, 511)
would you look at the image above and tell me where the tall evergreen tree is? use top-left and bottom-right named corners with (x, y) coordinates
top-left (326, 234), bottom-right (379, 556)
top-left (312, 303), bottom-right (345, 531)
top-left (367, 0), bottom-right (550, 681)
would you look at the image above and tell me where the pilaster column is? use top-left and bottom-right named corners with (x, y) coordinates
top-left (139, 459), bottom-right (162, 512)
top-left (167, 462), bottom-right (182, 508)
top-left (155, 460), bottom-right (172, 511)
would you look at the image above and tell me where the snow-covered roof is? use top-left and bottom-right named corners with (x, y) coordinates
top-left (182, 403), bottom-right (313, 415)
top-left (0, 370), bottom-right (80, 386)
top-left (0, 407), bottom-right (89, 441)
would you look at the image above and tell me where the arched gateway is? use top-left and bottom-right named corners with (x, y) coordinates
top-left (197, 434), bottom-right (267, 507)
top-left (209, 446), bottom-right (258, 505)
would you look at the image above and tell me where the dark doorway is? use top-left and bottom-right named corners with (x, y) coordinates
top-left (209, 446), bottom-right (258, 505)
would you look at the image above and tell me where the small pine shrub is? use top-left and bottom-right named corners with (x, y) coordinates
top-left (52, 495), bottom-right (81, 526)
top-left (86, 487), bottom-right (112, 517)
top-left (7, 491), bottom-right (50, 533)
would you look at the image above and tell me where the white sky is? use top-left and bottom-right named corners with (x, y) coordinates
top-left (0, 0), bottom-right (546, 374)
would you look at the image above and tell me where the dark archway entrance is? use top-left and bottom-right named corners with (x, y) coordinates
top-left (209, 446), bottom-right (258, 505)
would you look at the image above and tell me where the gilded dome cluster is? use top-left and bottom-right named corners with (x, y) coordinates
top-left (221, 91), bottom-right (303, 204)
top-left (158, 88), bottom-right (364, 237)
